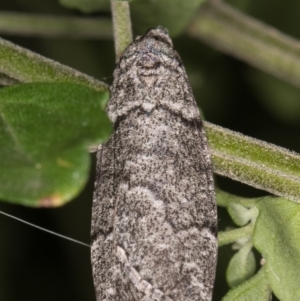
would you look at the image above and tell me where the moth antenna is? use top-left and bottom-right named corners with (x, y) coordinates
top-left (0, 209), bottom-right (90, 248)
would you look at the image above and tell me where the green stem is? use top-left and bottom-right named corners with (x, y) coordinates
top-left (187, 0), bottom-right (300, 89)
top-left (0, 37), bottom-right (108, 91)
top-left (218, 224), bottom-right (254, 247)
top-left (205, 121), bottom-right (300, 204)
top-left (0, 12), bottom-right (112, 39)
top-left (110, 0), bottom-right (133, 62)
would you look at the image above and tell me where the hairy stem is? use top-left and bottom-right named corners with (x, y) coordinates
top-left (110, 0), bottom-right (133, 62)
top-left (218, 224), bottom-right (254, 247)
top-left (205, 121), bottom-right (300, 203)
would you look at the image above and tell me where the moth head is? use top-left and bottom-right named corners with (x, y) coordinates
top-left (145, 26), bottom-right (173, 48)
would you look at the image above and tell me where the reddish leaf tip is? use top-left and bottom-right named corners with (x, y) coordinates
top-left (38, 195), bottom-right (63, 207)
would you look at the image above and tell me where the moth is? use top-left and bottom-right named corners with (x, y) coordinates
top-left (91, 26), bottom-right (217, 301)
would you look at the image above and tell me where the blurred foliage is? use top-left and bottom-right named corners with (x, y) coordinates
top-left (130, 0), bottom-right (207, 36)
top-left (59, 0), bottom-right (110, 13)
top-left (0, 0), bottom-right (300, 301)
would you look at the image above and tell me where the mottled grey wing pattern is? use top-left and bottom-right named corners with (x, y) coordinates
top-left (91, 27), bottom-right (217, 301)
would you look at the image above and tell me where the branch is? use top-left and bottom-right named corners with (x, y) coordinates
top-left (205, 122), bottom-right (300, 203)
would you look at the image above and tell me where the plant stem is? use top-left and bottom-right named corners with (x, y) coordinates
top-left (187, 0), bottom-right (300, 89)
top-left (205, 121), bottom-right (300, 204)
top-left (110, 0), bottom-right (133, 62)
top-left (0, 37), bottom-right (108, 91)
top-left (218, 224), bottom-right (254, 247)
top-left (0, 12), bottom-right (112, 39)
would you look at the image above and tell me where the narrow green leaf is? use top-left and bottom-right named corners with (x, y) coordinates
top-left (0, 83), bottom-right (111, 207)
top-left (222, 266), bottom-right (271, 301)
top-left (253, 197), bottom-right (300, 301)
top-left (131, 0), bottom-right (207, 37)
top-left (226, 240), bottom-right (256, 288)
top-left (0, 36), bottom-right (108, 91)
top-left (205, 122), bottom-right (300, 203)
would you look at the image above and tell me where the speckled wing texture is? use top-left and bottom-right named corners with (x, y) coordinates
top-left (91, 26), bottom-right (217, 301)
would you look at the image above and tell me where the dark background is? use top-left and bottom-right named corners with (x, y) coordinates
top-left (1, 0), bottom-right (300, 300)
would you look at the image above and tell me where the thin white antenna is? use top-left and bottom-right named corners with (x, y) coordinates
top-left (0, 209), bottom-right (90, 248)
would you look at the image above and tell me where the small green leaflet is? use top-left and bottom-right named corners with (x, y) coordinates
top-left (222, 266), bottom-right (271, 301)
top-left (254, 197), bottom-right (300, 301)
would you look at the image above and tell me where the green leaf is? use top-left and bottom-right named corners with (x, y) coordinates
top-left (222, 266), bottom-right (271, 301)
top-left (253, 197), bottom-right (300, 301)
top-left (131, 0), bottom-right (207, 37)
top-left (226, 240), bottom-right (256, 288)
top-left (0, 83), bottom-right (111, 207)
top-left (205, 122), bottom-right (300, 203)
top-left (59, 0), bottom-right (110, 13)
top-left (228, 203), bottom-right (259, 226)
